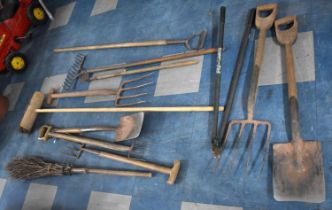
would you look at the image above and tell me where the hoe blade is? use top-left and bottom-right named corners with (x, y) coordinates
top-left (273, 140), bottom-right (325, 203)
top-left (115, 112), bottom-right (144, 142)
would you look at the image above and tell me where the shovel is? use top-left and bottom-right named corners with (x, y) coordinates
top-left (52, 112), bottom-right (144, 142)
top-left (273, 16), bottom-right (325, 203)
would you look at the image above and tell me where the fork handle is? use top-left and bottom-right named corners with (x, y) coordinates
top-left (247, 29), bottom-right (267, 119)
top-left (50, 89), bottom-right (117, 98)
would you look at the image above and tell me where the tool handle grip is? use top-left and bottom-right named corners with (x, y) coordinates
top-left (218, 6), bottom-right (226, 48)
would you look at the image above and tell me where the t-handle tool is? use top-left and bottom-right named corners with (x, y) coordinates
top-left (211, 6), bottom-right (226, 155)
top-left (273, 16), bottom-right (325, 203)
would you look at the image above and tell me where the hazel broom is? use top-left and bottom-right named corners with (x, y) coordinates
top-left (6, 157), bottom-right (152, 180)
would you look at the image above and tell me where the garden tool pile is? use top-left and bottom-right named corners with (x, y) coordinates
top-left (12, 2), bottom-right (326, 201)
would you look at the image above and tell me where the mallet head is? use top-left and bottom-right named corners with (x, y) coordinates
top-left (19, 92), bottom-right (45, 133)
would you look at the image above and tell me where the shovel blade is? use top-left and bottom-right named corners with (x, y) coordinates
top-left (273, 141), bottom-right (325, 203)
top-left (115, 112), bottom-right (144, 141)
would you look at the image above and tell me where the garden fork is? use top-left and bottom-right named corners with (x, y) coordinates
top-left (47, 74), bottom-right (152, 107)
top-left (219, 3), bottom-right (277, 172)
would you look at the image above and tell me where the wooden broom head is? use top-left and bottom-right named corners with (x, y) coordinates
top-left (19, 92), bottom-right (45, 133)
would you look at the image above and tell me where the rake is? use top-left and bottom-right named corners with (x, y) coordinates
top-left (62, 54), bottom-right (86, 92)
top-left (218, 4), bottom-right (277, 172)
top-left (48, 74), bottom-right (152, 107)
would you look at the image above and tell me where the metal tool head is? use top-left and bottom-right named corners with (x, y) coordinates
top-left (255, 3), bottom-right (278, 30)
top-left (62, 54), bottom-right (86, 92)
top-left (275, 16), bottom-right (298, 46)
top-left (184, 30), bottom-right (207, 50)
top-left (115, 73), bottom-right (153, 107)
top-left (38, 125), bottom-right (53, 141)
top-left (273, 139), bottom-right (325, 203)
top-left (221, 119), bottom-right (271, 172)
top-left (115, 112), bottom-right (144, 142)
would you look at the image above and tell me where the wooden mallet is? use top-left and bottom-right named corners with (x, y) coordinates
top-left (20, 91), bottom-right (224, 133)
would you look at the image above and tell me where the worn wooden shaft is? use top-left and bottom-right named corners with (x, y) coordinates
top-left (285, 44), bottom-right (301, 142)
top-left (47, 131), bottom-right (131, 152)
top-left (70, 168), bottom-right (152, 177)
top-left (91, 60), bottom-right (198, 80)
top-left (85, 48), bottom-right (217, 74)
top-left (50, 89), bottom-right (117, 99)
top-left (53, 127), bottom-right (116, 134)
top-left (254, 30), bottom-right (267, 67)
top-left (82, 148), bottom-right (171, 174)
top-left (54, 40), bottom-right (171, 52)
top-left (36, 106), bottom-right (224, 113)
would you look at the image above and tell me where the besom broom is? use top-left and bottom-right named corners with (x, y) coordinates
top-left (6, 157), bottom-right (152, 179)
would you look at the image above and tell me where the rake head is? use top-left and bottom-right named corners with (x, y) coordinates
top-left (62, 54), bottom-right (86, 92)
top-left (115, 74), bottom-right (153, 107)
top-left (221, 119), bottom-right (271, 174)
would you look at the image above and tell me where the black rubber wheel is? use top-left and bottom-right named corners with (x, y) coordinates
top-left (27, 2), bottom-right (48, 25)
top-left (5, 52), bottom-right (27, 72)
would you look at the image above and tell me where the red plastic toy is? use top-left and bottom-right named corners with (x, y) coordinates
top-left (0, 0), bottom-right (48, 72)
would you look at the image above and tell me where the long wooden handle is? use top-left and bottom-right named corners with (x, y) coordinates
top-left (36, 106), bottom-right (224, 113)
top-left (81, 147), bottom-right (180, 184)
top-left (53, 127), bottom-right (116, 134)
top-left (71, 168), bottom-right (152, 177)
top-left (54, 40), bottom-right (170, 52)
top-left (91, 60), bottom-right (198, 80)
top-left (47, 131), bottom-right (132, 152)
top-left (50, 89), bottom-right (117, 98)
top-left (85, 48), bottom-right (217, 74)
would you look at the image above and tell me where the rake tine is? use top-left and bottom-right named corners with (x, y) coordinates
top-left (245, 123), bottom-right (257, 174)
top-left (226, 123), bottom-right (245, 175)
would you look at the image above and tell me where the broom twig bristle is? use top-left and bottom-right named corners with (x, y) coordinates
top-left (6, 157), bottom-right (69, 180)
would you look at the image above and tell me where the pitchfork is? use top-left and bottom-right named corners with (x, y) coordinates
top-left (47, 74), bottom-right (152, 107)
top-left (219, 4), bottom-right (277, 173)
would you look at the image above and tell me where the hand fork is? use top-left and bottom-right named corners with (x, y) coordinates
top-left (47, 74), bottom-right (152, 107)
top-left (218, 4), bottom-right (277, 172)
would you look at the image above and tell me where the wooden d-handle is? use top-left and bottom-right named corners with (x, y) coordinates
top-left (275, 16), bottom-right (298, 46)
top-left (256, 3), bottom-right (278, 30)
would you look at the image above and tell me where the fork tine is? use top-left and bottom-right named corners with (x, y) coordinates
top-left (122, 82), bottom-right (153, 91)
top-left (226, 123), bottom-right (246, 175)
top-left (118, 93), bottom-right (148, 100)
top-left (258, 123), bottom-right (271, 175)
top-left (245, 123), bottom-right (257, 174)
top-left (121, 73), bottom-right (153, 86)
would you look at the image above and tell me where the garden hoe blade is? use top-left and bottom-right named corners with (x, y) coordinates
top-left (115, 112), bottom-right (144, 142)
top-left (273, 16), bottom-right (325, 203)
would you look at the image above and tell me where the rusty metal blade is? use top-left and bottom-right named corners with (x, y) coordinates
top-left (115, 112), bottom-right (144, 142)
top-left (273, 141), bottom-right (325, 203)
